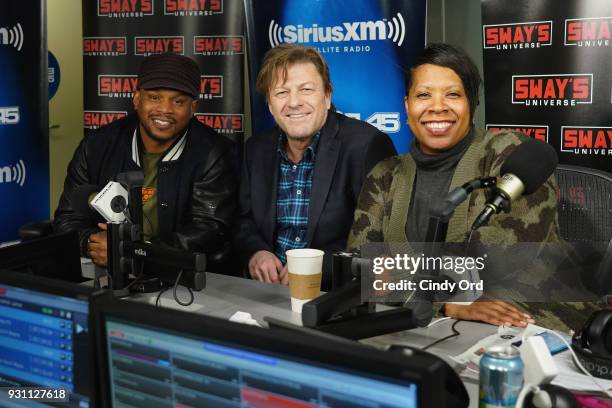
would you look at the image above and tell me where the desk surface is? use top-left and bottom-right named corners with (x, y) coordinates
top-left (83, 260), bottom-right (490, 407)
top-left (120, 272), bottom-right (493, 406)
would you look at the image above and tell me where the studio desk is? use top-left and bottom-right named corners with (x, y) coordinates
top-left (118, 272), bottom-right (494, 407)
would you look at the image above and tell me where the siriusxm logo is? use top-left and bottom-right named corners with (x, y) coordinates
top-left (0, 159), bottom-right (26, 187)
top-left (0, 23), bottom-right (24, 51)
top-left (269, 13), bottom-right (405, 47)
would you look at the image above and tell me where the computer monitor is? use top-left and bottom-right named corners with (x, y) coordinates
top-left (0, 230), bottom-right (84, 283)
top-left (0, 270), bottom-right (103, 407)
top-left (95, 298), bottom-right (455, 407)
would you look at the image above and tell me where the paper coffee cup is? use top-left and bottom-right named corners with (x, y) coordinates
top-left (286, 248), bottom-right (324, 313)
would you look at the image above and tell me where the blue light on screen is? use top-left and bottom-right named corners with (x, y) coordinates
top-left (106, 320), bottom-right (418, 408)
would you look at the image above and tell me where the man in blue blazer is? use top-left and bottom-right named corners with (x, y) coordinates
top-left (235, 45), bottom-right (396, 290)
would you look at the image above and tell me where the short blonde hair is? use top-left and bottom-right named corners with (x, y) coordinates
top-left (256, 44), bottom-right (332, 100)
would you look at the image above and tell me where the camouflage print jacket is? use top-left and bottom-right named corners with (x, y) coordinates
top-left (347, 129), bottom-right (600, 332)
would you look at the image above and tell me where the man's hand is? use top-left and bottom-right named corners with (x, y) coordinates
top-left (443, 300), bottom-right (535, 327)
top-left (248, 250), bottom-right (283, 284)
top-left (88, 223), bottom-right (108, 267)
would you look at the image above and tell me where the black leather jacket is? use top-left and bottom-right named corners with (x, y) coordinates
top-left (53, 113), bottom-right (237, 256)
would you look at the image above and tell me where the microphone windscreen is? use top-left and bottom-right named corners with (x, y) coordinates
top-left (71, 184), bottom-right (101, 217)
top-left (500, 139), bottom-right (558, 195)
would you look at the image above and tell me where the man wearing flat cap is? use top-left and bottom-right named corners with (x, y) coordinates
top-left (54, 53), bottom-right (236, 268)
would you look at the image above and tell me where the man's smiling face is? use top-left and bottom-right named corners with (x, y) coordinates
top-left (133, 88), bottom-right (197, 152)
top-left (267, 61), bottom-right (331, 141)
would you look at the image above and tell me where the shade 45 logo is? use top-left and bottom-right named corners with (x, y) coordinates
top-left (195, 113), bottom-right (243, 134)
top-left (561, 126), bottom-right (612, 156)
top-left (98, 0), bottom-right (154, 17)
top-left (483, 21), bottom-right (552, 50)
top-left (193, 36), bottom-right (243, 56)
top-left (83, 37), bottom-right (127, 56)
top-left (512, 74), bottom-right (592, 106)
top-left (565, 17), bottom-right (612, 47)
top-left (0, 107), bottom-right (20, 125)
top-left (135, 36), bottom-right (184, 56)
top-left (98, 75), bottom-right (138, 98)
top-left (486, 124), bottom-right (549, 143)
top-left (341, 112), bottom-right (400, 133)
top-left (84, 111), bottom-right (128, 129)
top-left (200, 76), bottom-right (223, 99)
top-left (164, 0), bottom-right (223, 16)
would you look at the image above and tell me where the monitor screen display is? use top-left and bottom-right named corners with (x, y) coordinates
top-left (104, 318), bottom-right (418, 408)
top-left (0, 282), bottom-right (92, 407)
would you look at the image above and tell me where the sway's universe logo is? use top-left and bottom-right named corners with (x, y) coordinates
top-left (83, 37), bottom-right (127, 56)
top-left (0, 107), bottom-right (20, 125)
top-left (0, 160), bottom-right (26, 187)
top-left (565, 17), bottom-right (612, 47)
top-left (483, 21), bottom-right (552, 50)
top-left (561, 126), bottom-right (612, 156)
top-left (84, 111), bottom-right (128, 129)
top-left (164, 0), bottom-right (223, 16)
top-left (486, 124), bottom-right (549, 142)
top-left (134, 36), bottom-right (184, 56)
top-left (195, 113), bottom-right (243, 134)
top-left (193, 36), bottom-right (243, 56)
top-left (200, 76), bottom-right (223, 99)
top-left (512, 74), bottom-right (592, 106)
top-left (98, 75), bottom-right (138, 98)
top-left (0, 23), bottom-right (23, 51)
top-left (268, 13), bottom-right (405, 53)
top-left (98, 0), bottom-right (153, 17)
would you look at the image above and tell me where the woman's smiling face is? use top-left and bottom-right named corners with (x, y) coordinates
top-left (405, 64), bottom-right (471, 154)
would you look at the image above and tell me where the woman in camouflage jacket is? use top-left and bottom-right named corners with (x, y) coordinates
top-left (347, 43), bottom-right (599, 332)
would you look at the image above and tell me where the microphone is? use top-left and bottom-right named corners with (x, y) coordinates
top-left (471, 139), bottom-right (558, 231)
top-left (90, 181), bottom-right (128, 222)
top-left (426, 177), bottom-right (496, 249)
top-left (71, 182), bottom-right (129, 223)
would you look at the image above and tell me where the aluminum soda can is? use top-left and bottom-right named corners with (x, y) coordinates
top-left (479, 345), bottom-right (524, 407)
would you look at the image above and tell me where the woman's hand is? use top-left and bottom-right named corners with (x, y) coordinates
top-left (443, 300), bottom-right (535, 327)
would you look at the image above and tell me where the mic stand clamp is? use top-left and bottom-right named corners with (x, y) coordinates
top-left (106, 221), bottom-right (141, 297)
top-left (472, 187), bottom-right (512, 230)
top-left (106, 220), bottom-right (207, 297)
top-left (302, 281), bottom-right (417, 340)
top-left (122, 240), bottom-right (206, 291)
top-left (301, 258), bottom-right (418, 340)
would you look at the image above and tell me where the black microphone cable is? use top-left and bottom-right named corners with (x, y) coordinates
top-left (155, 285), bottom-right (170, 307)
top-left (422, 319), bottom-right (463, 351)
top-left (172, 269), bottom-right (195, 307)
